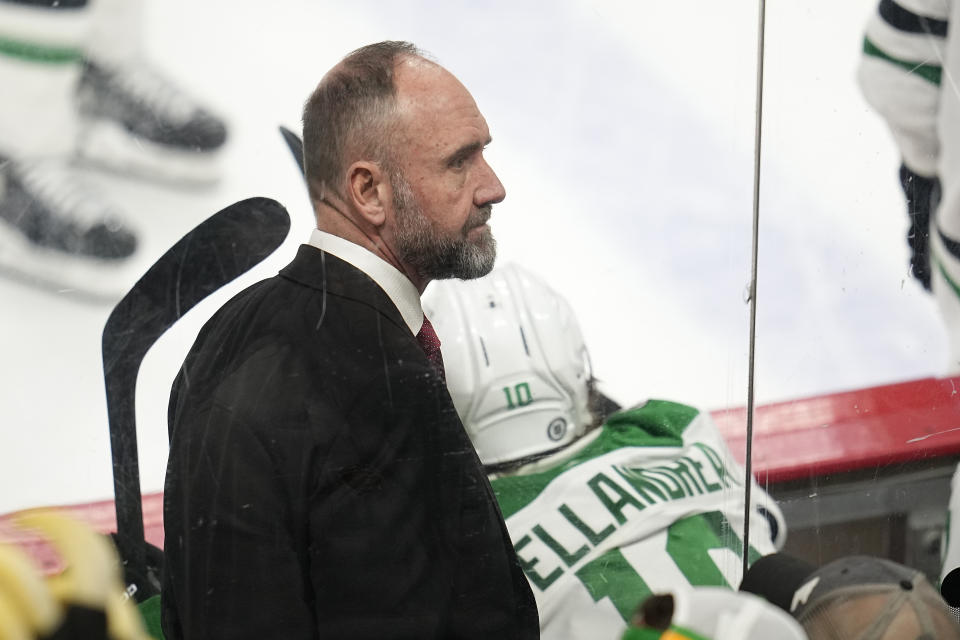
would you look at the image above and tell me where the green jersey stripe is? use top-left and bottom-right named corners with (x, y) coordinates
top-left (862, 36), bottom-right (942, 85)
top-left (0, 36), bottom-right (81, 64)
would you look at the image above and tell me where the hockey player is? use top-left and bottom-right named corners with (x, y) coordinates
top-left (422, 263), bottom-right (786, 640)
top-left (857, 0), bottom-right (960, 370)
top-left (0, 0), bottom-right (227, 297)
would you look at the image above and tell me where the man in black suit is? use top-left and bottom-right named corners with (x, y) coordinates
top-left (161, 41), bottom-right (539, 639)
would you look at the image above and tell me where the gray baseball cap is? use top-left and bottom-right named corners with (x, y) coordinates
top-left (741, 554), bottom-right (960, 640)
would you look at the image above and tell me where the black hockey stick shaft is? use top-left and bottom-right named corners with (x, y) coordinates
top-left (279, 125), bottom-right (305, 177)
top-left (102, 197), bottom-right (290, 578)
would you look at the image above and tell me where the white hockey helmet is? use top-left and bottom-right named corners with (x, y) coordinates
top-left (422, 263), bottom-right (594, 466)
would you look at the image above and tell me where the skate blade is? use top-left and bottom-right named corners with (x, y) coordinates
top-left (0, 219), bottom-right (141, 304)
top-left (77, 118), bottom-right (225, 187)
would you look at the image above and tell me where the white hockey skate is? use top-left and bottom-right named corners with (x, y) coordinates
top-left (75, 58), bottom-right (228, 185)
top-left (0, 158), bottom-right (140, 301)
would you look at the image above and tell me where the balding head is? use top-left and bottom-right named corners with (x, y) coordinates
top-left (302, 41), bottom-right (429, 205)
top-left (302, 41), bottom-right (504, 292)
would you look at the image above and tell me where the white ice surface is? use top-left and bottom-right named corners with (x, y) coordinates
top-left (0, 0), bottom-right (946, 514)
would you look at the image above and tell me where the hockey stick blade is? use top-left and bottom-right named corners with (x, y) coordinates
top-left (102, 197), bottom-right (291, 584)
top-left (279, 125), bottom-right (305, 177)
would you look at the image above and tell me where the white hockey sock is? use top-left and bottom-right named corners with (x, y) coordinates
top-left (0, 2), bottom-right (92, 158)
top-left (84, 0), bottom-right (144, 66)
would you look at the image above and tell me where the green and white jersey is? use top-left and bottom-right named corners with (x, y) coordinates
top-left (490, 400), bottom-right (780, 640)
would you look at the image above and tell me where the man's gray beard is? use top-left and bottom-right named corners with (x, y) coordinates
top-left (391, 170), bottom-right (496, 280)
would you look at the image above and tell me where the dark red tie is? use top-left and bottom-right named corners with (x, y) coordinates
top-left (416, 315), bottom-right (445, 380)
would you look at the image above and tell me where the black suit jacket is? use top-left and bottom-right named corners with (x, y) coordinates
top-left (161, 245), bottom-right (538, 639)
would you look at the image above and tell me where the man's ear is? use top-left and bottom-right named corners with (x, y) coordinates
top-left (345, 161), bottom-right (389, 227)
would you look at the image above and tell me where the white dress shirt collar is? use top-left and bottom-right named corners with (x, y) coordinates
top-left (308, 229), bottom-right (423, 335)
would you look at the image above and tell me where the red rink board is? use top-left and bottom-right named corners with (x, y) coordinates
top-left (713, 375), bottom-right (960, 483)
top-left (4, 375), bottom-right (960, 572)
top-left (0, 493), bottom-right (165, 575)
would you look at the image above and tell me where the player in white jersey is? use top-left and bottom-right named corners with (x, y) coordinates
top-left (422, 263), bottom-right (785, 640)
top-left (858, 0), bottom-right (960, 370)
